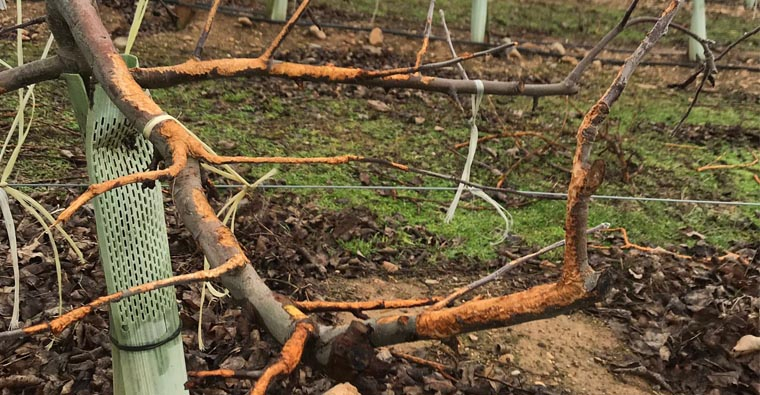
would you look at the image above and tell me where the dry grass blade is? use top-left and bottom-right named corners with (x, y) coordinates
top-left (697, 151), bottom-right (758, 172)
top-left (0, 189), bottom-right (20, 328)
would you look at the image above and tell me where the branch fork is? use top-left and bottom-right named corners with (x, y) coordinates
top-left (0, 0), bottom-right (686, 393)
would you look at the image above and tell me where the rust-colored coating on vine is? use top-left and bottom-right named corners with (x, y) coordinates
top-left (137, 58), bottom-right (436, 85)
top-left (415, 282), bottom-right (586, 339)
top-left (189, 369), bottom-right (237, 378)
top-left (250, 321), bottom-right (316, 395)
top-left (106, 53), bottom-right (163, 117)
top-left (13, 255), bottom-right (247, 341)
top-left (661, 0), bottom-right (679, 15)
top-left (54, 142), bottom-right (187, 225)
top-left (0, 1), bottom-right (689, 391)
top-left (562, 101), bottom-right (610, 285)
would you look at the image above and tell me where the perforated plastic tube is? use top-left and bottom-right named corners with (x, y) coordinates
top-left (63, 54), bottom-right (187, 395)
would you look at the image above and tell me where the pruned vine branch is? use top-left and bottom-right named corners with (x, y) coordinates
top-left (1, 0), bottom-right (704, 100)
top-left (0, 0), bottom-right (687, 393)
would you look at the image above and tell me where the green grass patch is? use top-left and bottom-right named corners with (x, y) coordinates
top-left (318, 0), bottom-right (760, 48)
top-left (3, 14), bottom-right (758, 266)
top-left (145, 73), bottom-right (760, 260)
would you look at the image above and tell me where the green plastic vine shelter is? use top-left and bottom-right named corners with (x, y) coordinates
top-left (63, 54), bottom-right (188, 395)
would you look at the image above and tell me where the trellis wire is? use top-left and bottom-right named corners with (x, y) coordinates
top-left (5, 183), bottom-right (760, 207)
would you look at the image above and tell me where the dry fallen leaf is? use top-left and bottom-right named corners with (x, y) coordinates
top-left (732, 335), bottom-right (760, 355)
top-left (367, 99), bottom-right (391, 112)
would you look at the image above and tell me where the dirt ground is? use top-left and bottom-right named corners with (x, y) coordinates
top-left (327, 276), bottom-right (654, 395)
top-left (0, 1), bottom-right (759, 395)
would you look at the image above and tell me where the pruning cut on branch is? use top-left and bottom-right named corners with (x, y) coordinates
top-left (0, 0), bottom-right (689, 393)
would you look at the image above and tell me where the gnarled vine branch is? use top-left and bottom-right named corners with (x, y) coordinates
top-left (0, 0), bottom-right (685, 393)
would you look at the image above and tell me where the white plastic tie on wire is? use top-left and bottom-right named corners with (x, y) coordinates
top-left (444, 80), bottom-right (512, 243)
top-left (445, 79), bottom-right (484, 223)
top-left (143, 114), bottom-right (175, 139)
top-left (471, 188), bottom-right (512, 245)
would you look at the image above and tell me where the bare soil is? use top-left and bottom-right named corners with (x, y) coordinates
top-left (326, 276), bottom-right (654, 395)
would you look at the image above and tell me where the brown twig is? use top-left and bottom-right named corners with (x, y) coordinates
top-left (499, 144), bottom-right (553, 183)
top-left (611, 365), bottom-right (673, 392)
top-left (192, 0), bottom-right (222, 60)
top-left (563, 0), bottom-right (639, 86)
top-left (198, 153), bottom-right (367, 166)
top-left (249, 321), bottom-right (315, 395)
top-left (260, 0), bottom-right (311, 61)
top-left (697, 151), bottom-right (758, 172)
top-left (414, 0), bottom-right (436, 70)
top-left (0, 16), bottom-right (46, 36)
top-left (754, 174), bottom-right (760, 185)
top-left (672, 24), bottom-right (760, 89)
top-left (185, 369), bottom-right (263, 389)
top-left (597, 227), bottom-right (690, 259)
top-left (390, 350), bottom-right (456, 381)
top-left (627, 17), bottom-right (711, 44)
top-left (52, 144), bottom-right (188, 225)
top-left (664, 143), bottom-right (704, 150)
top-left (188, 368), bottom-right (263, 379)
top-left (599, 128), bottom-right (633, 183)
top-left (294, 297), bottom-right (441, 312)
top-left (671, 47), bottom-right (716, 135)
top-left (668, 25), bottom-right (759, 134)
top-left (445, 146), bottom-right (505, 179)
top-left (429, 223), bottom-right (610, 310)
top-left (361, 42), bottom-right (515, 79)
top-left (0, 255), bottom-right (247, 341)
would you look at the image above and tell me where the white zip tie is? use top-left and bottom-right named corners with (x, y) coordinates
top-left (445, 79), bottom-right (485, 223)
top-left (472, 188), bottom-right (513, 245)
top-left (142, 114), bottom-right (175, 138)
top-left (444, 80), bottom-right (513, 243)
